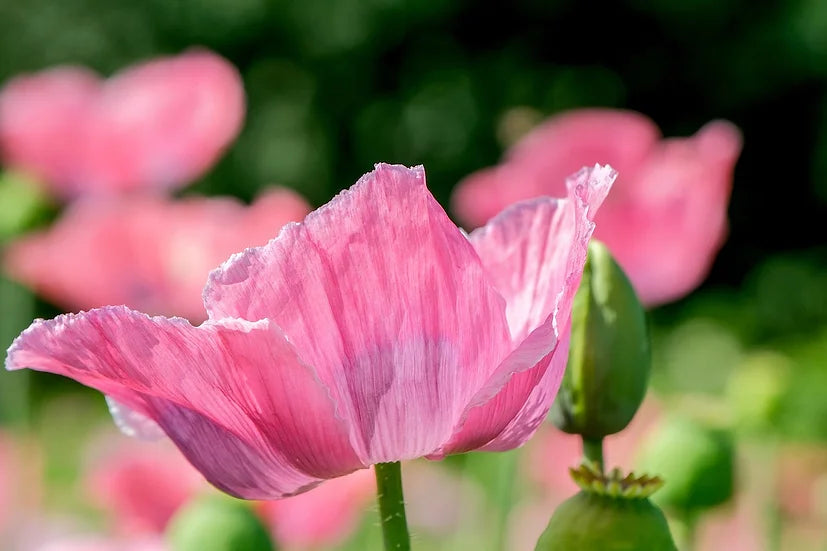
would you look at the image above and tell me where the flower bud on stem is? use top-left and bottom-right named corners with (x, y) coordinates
top-left (550, 240), bottom-right (651, 442)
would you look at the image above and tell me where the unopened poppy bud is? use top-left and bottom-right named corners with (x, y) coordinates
top-left (637, 414), bottom-right (735, 512)
top-left (535, 463), bottom-right (677, 550)
top-left (167, 495), bottom-right (276, 551)
top-left (550, 240), bottom-right (650, 439)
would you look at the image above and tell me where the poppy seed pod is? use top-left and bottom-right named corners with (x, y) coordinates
top-left (550, 240), bottom-right (650, 439)
top-left (535, 463), bottom-right (677, 550)
top-left (167, 496), bottom-right (275, 551)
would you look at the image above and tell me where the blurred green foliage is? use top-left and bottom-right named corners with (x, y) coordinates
top-left (637, 414), bottom-right (735, 513)
top-left (167, 496), bottom-right (275, 551)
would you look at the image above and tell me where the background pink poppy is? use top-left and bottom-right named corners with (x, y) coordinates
top-left (256, 469), bottom-right (374, 550)
top-left (0, 50), bottom-right (244, 199)
top-left (452, 109), bottom-right (742, 305)
top-left (4, 187), bottom-right (311, 321)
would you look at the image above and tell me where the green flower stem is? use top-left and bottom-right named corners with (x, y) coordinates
top-left (582, 437), bottom-right (604, 472)
top-left (375, 461), bottom-right (411, 551)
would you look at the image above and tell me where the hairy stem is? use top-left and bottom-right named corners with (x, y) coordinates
top-left (375, 461), bottom-right (411, 551)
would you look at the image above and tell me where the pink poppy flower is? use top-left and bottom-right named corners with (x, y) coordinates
top-left (452, 109), bottom-right (742, 306)
top-left (85, 439), bottom-right (204, 535)
top-left (4, 187), bottom-right (311, 321)
top-left (0, 49), bottom-right (244, 199)
top-left (5, 163), bottom-right (614, 500)
top-left (256, 469), bottom-right (374, 549)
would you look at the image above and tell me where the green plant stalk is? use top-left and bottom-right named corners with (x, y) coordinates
top-left (375, 462), bottom-right (411, 551)
top-left (582, 437), bottom-right (604, 472)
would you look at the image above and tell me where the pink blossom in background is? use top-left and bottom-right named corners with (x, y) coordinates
top-left (452, 109), bottom-right (742, 306)
top-left (0, 431), bottom-right (43, 543)
top-left (0, 432), bottom-right (15, 535)
top-left (402, 460), bottom-right (484, 538)
top-left (0, 49), bottom-right (244, 199)
top-left (85, 438), bottom-right (204, 535)
top-left (4, 187), bottom-right (311, 321)
top-left (775, 444), bottom-right (827, 522)
top-left (696, 498), bottom-right (763, 551)
top-left (34, 536), bottom-right (166, 551)
top-left (257, 469), bottom-right (374, 549)
top-left (85, 435), bottom-right (374, 548)
top-left (6, 162), bottom-right (614, 499)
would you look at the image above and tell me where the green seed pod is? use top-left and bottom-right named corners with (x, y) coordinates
top-left (535, 464), bottom-right (677, 551)
top-left (167, 495), bottom-right (276, 551)
top-left (636, 414), bottom-right (735, 512)
top-left (550, 240), bottom-right (651, 439)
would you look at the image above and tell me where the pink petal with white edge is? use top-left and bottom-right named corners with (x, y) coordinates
top-left (105, 397), bottom-right (165, 441)
top-left (5, 306), bottom-right (362, 499)
top-left (432, 165), bottom-right (615, 456)
top-left (204, 164), bottom-right (514, 463)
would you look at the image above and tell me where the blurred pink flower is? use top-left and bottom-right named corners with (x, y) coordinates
top-left (402, 460), bottom-right (484, 538)
top-left (257, 469), bottom-right (374, 549)
top-left (34, 536), bottom-right (166, 551)
top-left (4, 187), bottom-right (311, 321)
top-left (6, 162), bottom-right (614, 499)
top-left (696, 497), bottom-right (763, 551)
top-left (0, 432), bottom-right (14, 534)
top-left (84, 435), bottom-right (374, 549)
top-left (0, 431), bottom-right (43, 542)
top-left (85, 439), bottom-right (204, 535)
top-left (452, 109), bottom-right (742, 306)
top-left (0, 49), bottom-right (244, 199)
top-left (776, 443), bottom-right (827, 521)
